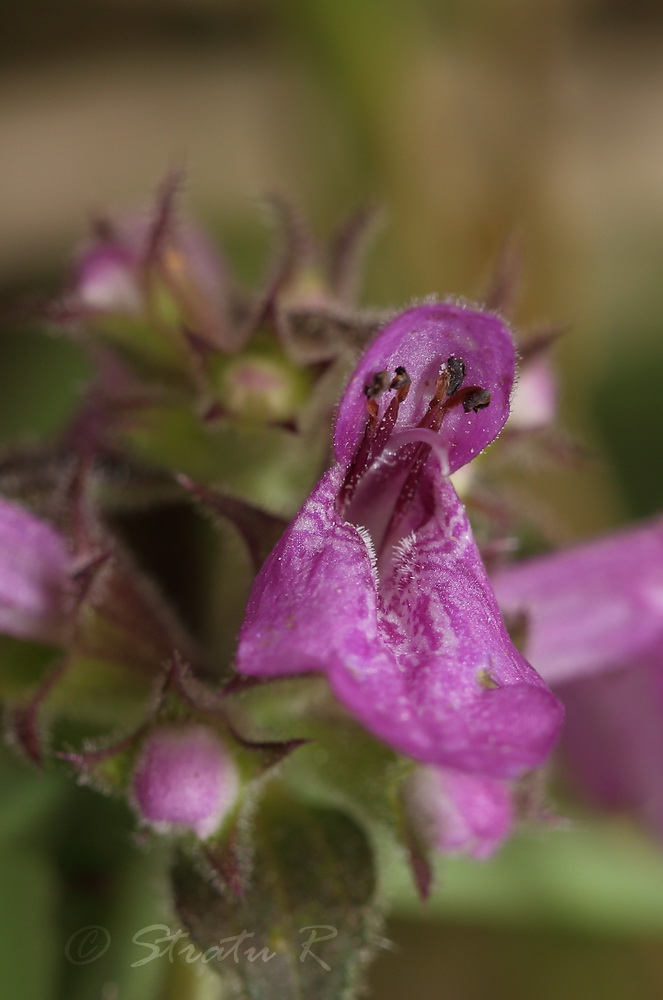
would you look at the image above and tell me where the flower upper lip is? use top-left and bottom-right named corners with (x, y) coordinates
top-left (333, 302), bottom-right (516, 472)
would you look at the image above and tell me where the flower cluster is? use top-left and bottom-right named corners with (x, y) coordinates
top-left (2, 181), bottom-right (661, 995)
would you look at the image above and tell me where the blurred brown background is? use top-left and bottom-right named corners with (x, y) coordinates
top-left (3, 0), bottom-right (663, 527)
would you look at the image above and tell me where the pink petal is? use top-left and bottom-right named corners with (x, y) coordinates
top-left (559, 661), bottom-right (663, 836)
top-left (237, 466), bottom-right (383, 680)
top-left (406, 765), bottom-right (513, 859)
top-left (0, 498), bottom-right (69, 643)
top-left (238, 469), bottom-right (563, 777)
top-left (334, 303), bottom-right (516, 473)
top-left (492, 518), bottom-right (663, 686)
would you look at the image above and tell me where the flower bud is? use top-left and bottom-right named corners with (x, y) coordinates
top-left (216, 352), bottom-right (308, 423)
top-left (404, 765), bottom-right (513, 859)
top-left (71, 205), bottom-right (233, 354)
top-left (132, 725), bottom-right (239, 839)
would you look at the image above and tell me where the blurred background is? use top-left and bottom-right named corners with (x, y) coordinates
top-left (2, 0), bottom-right (663, 997)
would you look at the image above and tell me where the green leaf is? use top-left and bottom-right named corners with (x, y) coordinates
top-left (119, 403), bottom-right (323, 514)
top-left (0, 747), bottom-right (64, 1000)
top-left (172, 791), bottom-right (382, 1000)
top-left (0, 848), bottom-right (59, 1000)
top-left (0, 635), bottom-right (56, 699)
top-left (0, 743), bottom-right (68, 842)
top-left (0, 327), bottom-right (90, 442)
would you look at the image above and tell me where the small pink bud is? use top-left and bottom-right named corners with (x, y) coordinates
top-left (218, 354), bottom-right (307, 422)
top-left (75, 244), bottom-right (143, 314)
top-left (132, 725), bottom-right (239, 839)
top-left (0, 498), bottom-right (69, 643)
top-left (71, 206), bottom-right (232, 349)
top-left (405, 766), bottom-right (514, 860)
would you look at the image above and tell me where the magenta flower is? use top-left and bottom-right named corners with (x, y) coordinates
top-left (0, 497), bottom-right (69, 644)
top-left (492, 518), bottom-right (663, 833)
top-left (132, 725), bottom-right (239, 839)
top-left (237, 304), bottom-right (564, 777)
top-left (68, 180), bottom-right (233, 350)
top-left (405, 765), bottom-right (513, 859)
top-left (492, 518), bottom-right (663, 687)
top-left (559, 663), bottom-right (663, 834)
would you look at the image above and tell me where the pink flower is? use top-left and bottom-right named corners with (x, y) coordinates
top-left (509, 357), bottom-right (557, 430)
top-left (493, 518), bottom-right (663, 687)
top-left (237, 304), bottom-right (563, 777)
top-left (69, 179), bottom-right (234, 350)
top-left (493, 517), bottom-right (663, 833)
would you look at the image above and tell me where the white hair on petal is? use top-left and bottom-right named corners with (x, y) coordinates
top-left (354, 523), bottom-right (379, 584)
top-left (390, 530), bottom-right (417, 573)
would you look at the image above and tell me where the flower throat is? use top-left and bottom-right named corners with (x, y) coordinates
top-left (338, 356), bottom-right (492, 559)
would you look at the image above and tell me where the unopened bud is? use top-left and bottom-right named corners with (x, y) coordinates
top-left (216, 353), bottom-right (308, 423)
top-left (70, 201), bottom-right (233, 352)
top-left (0, 498), bottom-right (69, 644)
top-left (404, 766), bottom-right (513, 860)
top-left (132, 725), bottom-right (239, 839)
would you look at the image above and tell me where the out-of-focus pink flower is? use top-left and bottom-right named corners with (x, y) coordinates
top-left (70, 184), bottom-right (234, 350)
top-left (509, 357), bottom-right (558, 430)
top-left (405, 765), bottom-right (513, 859)
top-left (492, 518), bottom-right (663, 834)
top-left (132, 725), bottom-right (239, 839)
top-left (558, 662), bottom-right (663, 834)
top-left (0, 497), bottom-right (69, 644)
top-left (493, 518), bottom-right (663, 686)
top-left (238, 303), bottom-right (563, 777)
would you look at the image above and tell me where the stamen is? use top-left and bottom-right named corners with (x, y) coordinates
top-left (365, 397), bottom-right (380, 426)
top-left (340, 359), bottom-right (491, 533)
top-left (390, 366), bottom-right (411, 398)
top-left (339, 407), bottom-right (378, 511)
top-left (445, 356), bottom-right (466, 396)
top-left (340, 365), bottom-right (411, 511)
top-left (441, 384), bottom-right (492, 414)
top-left (368, 364), bottom-right (411, 457)
top-left (363, 370), bottom-right (391, 400)
top-left (418, 355), bottom-right (467, 429)
top-left (419, 371), bottom-right (449, 428)
top-left (380, 376), bottom-right (492, 549)
top-left (461, 387), bottom-right (492, 413)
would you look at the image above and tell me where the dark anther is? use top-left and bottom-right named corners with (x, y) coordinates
top-left (445, 356), bottom-right (466, 396)
top-left (363, 370), bottom-right (391, 400)
top-left (389, 365), bottom-right (411, 393)
top-left (461, 387), bottom-right (492, 413)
